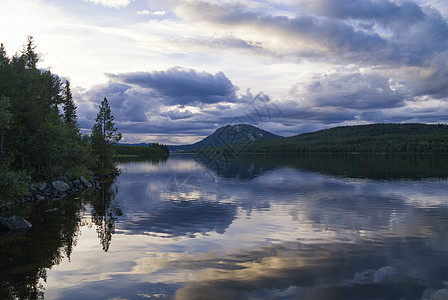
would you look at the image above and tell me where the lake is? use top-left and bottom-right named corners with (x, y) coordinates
top-left (1, 154), bottom-right (448, 300)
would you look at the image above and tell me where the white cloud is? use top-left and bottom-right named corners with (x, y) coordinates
top-left (136, 10), bottom-right (151, 15)
top-left (152, 10), bottom-right (167, 16)
top-left (84, 0), bottom-right (134, 9)
top-left (136, 10), bottom-right (167, 16)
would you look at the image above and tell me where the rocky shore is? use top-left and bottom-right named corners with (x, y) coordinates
top-left (0, 176), bottom-right (100, 210)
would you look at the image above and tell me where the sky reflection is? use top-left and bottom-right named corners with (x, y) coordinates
top-left (3, 154), bottom-right (447, 300)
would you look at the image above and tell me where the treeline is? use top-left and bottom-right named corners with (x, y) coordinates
top-left (0, 37), bottom-right (92, 200)
top-left (0, 37), bottom-right (124, 201)
top-left (245, 124), bottom-right (448, 154)
top-left (115, 143), bottom-right (169, 157)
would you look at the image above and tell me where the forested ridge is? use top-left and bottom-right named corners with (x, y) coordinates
top-left (115, 143), bottom-right (169, 157)
top-left (245, 123), bottom-right (448, 153)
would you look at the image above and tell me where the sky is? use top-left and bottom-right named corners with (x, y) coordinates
top-left (1, 0), bottom-right (447, 144)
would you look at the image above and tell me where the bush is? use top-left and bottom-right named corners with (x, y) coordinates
top-left (0, 167), bottom-right (29, 201)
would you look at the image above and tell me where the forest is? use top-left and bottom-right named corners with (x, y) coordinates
top-left (115, 143), bottom-right (169, 157)
top-left (244, 123), bottom-right (448, 154)
top-left (0, 37), bottom-right (167, 202)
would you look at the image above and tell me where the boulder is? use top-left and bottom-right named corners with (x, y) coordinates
top-left (34, 194), bottom-right (46, 201)
top-left (36, 182), bottom-right (49, 192)
top-left (80, 176), bottom-right (92, 188)
top-left (0, 216), bottom-right (32, 231)
top-left (51, 180), bottom-right (69, 192)
top-left (73, 180), bottom-right (83, 190)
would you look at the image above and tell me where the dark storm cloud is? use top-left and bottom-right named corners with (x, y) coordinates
top-left (77, 81), bottom-right (157, 123)
top-left (361, 105), bottom-right (448, 123)
top-left (107, 67), bottom-right (239, 106)
top-left (309, 0), bottom-right (448, 67)
top-left (161, 109), bottom-right (194, 120)
top-left (75, 68), bottom-right (248, 141)
top-left (305, 0), bottom-right (425, 25)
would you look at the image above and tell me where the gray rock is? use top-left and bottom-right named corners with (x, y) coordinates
top-left (36, 182), bottom-right (49, 192)
top-left (80, 176), bottom-right (92, 188)
top-left (34, 194), bottom-right (46, 201)
top-left (51, 180), bottom-right (69, 192)
top-left (73, 180), bottom-right (83, 189)
top-left (0, 216), bottom-right (32, 231)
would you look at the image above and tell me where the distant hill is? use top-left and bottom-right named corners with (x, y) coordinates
top-left (245, 123), bottom-right (448, 154)
top-left (115, 143), bottom-right (169, 157)
top-left (169, 124), bottom-right (281, 152)
top-left (119, 143), bottom-right (150, 147)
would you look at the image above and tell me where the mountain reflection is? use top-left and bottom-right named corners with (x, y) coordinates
top-left (196, 153), bottom-right (448, 180)
top-left (2, 154), bottom-right (448, 300)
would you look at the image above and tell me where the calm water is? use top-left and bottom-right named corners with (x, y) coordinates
top-left (1, 154), bottom-right (448, 300)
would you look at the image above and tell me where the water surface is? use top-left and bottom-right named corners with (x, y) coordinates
top-left (1, 154), bottom-right (448, 299)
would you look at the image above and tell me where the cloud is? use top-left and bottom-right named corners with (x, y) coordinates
top-left (176, 0), bottom-right (448, 68)
top-left (107, 67), bottom-right (239, 106)
top-left (84, 0), bottom-right (134, 9)
top-left (161, 109), bottom-right (194, 120)
top-left (75, 64), bottom-right (447, 144)
top-left (303, 0), bottom-right (425, 25)
top-left (75, 68), bottom-right (254, 142)
top-left (290, 70), bottom-right (409, 110)
top-left (136, 10), bottom-right (167, 16)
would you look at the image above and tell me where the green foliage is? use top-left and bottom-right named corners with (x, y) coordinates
top-left (114, 143), bottom-right (169, 157)
top-left (245, 124), bottom-right (448, 154)
top-left (0, 37), bottom-right (93, 182)
top-left (0, 163), bottom-right (28, 201)
top-left (91, 97), bottom-right (122, 174)
top-left (0, 95), bottom-right (12, 161)
top-left (62, 80), bottom-right (78, 127)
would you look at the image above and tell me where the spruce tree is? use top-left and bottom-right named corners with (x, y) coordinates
top-left (91, 97), bottom-right (122, 174)
top-left (22, 36), bottom-right (38, 70)
top-left (0, 95), bottom-right (12, 162)
top-left (62, 80), bottom-right (78, 126)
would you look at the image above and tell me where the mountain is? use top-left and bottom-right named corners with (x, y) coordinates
top-left (245, 123), bottom-right (448, 153)
top-left (169, 124), bottom-right (281, 152)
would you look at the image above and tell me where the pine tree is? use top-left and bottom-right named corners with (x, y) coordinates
top-left (91, 97), bottom-right (122, 173)
top-left (0, 95), bottom-right (12, 163)
top-left (22, 36), bottom-right (38, 70)
top-left (62, 80), bottom-right (78, 126)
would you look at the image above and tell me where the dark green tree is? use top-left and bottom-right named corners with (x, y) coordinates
top-left (0, 43), bottom-right (9, 94)
top-left (91, 97), bottom-right (122, 174)
top-left (62, 80), bottom-right (78, 126)
top-left (0, 95), bottom-right (12, 162)
top-left (0, 37), bottom-right (92, 181)
top-left (22, 36), bottom-right (38, 70)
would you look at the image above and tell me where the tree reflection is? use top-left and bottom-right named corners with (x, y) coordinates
top-left (197, 153), bottom-right (448, 180)
top-left (88, 179), bottom-right (122, 252)
top-left (0, 196), bottom-right (84, 299)
top-left (0, 179), bottom-right (123, 299)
